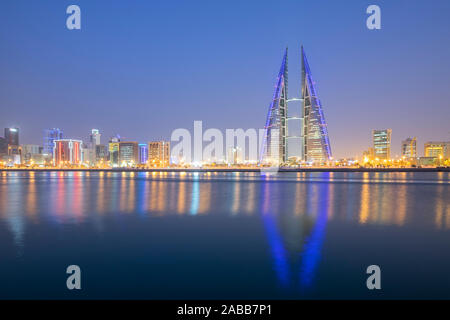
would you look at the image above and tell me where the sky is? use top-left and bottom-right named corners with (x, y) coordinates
top-left (1, 0), bottom-right (450, 158)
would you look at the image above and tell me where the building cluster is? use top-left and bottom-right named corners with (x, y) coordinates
top-left (362, 129), bottom-right (450, 167)
top-left (256, 46), bottom-right (450, 168)
top-left (1, 49), bottom-right (448, 169)
top-left (0, 127), bottom-right (170, 168)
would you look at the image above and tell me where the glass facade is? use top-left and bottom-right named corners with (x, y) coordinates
top-left (301, 47), bottom-right (332, 163)
top-left (260, 49), bottom-right (288, 165)
top-left (43, 128), bottom-right (63, 155)
top-left (138, 143), bottom-right (148, 164)
top-left (401, 137), bottom-right (417, 158)
top-left (372, 129), bottom-right (392, 160)
top-left (119, 142), bottom-right (138, 166)
top-left (5, 128), bottom-right (19, 146)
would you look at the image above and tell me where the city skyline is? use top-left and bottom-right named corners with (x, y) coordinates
top-left (1, 1), bottom-right (450, 159)
top-left (1, 1), bottom-right (450, 305)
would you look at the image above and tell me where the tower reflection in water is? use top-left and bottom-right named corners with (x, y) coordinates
top-left (1, 171), bottom-right (449, 291)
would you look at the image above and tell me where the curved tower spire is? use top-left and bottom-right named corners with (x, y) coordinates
top-left (260, 48), bottom-right (288, 165)
top-left (301, 46), bottom-right (332, 163)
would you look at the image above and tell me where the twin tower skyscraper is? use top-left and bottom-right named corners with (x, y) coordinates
top-left (260, 46), bottom-right (332, 165)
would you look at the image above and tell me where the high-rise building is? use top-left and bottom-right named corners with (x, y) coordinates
top-left (424, 141), bottom-right (450, 159)
top-left (138, 143), bottom-right (148, 164)
top-left (5, 127), bottom-right (19, 146)
top-left (53, 139), bottom-right (83, 166)
top-left (0, 137), bottom-right (7, 155)
top-left (109, 136), bottom-right (120, 167)
top-left (148, 141), bottom-right (170, 167)
top-left (373, 129), bottom-right (392, 160)
top-left (3, 127), bottom-right (21, 163)
top-left (260, 46), bottom-right (332, 164)
top-left (119, 142), bottom-right (138, 166)
top-left (90, 129), bottom-right (101, 146)
top-left (95, 145), bottom-right (108, 164)
top-left (43, 128), bottom-right (63, 155)
top-left (85, 129), bottom-right (101, 166)
top-left (301, 46), bottom-right (332, 163)
top-left (260, 48), bottom-right (288, 165)
top-left (401, 137), bottom-right (417, 158)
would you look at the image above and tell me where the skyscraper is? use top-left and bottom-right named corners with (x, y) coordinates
top-left (95, 145), bottom-right (108, 164)
top-left (260, 49), bottom-right (288, 164)
top-left (43, 128), bottom-right (63, 155)
top-left (138, 143), bottom-right (148, 164)
top-left (260, 46), bottom-right (332, 165)
top-left (109, 136), bottom-right (120, 167)
top-left (373, 129), bottom-right (392, 160)
top-left (90, 129), bottom-right (101, 146)
top-left (301, 46), bottom-right (332, 163)
top-left (86, 129), bottom-right (101, 166)
top-left (119, 142), bottom-right (139, 166)
top-left (5, 128), bottom-right (19, 146)
top-left (401, 137), bottom-right (417, 158)
top-left (0, 137), bottom-right (7, 155)
top-left (5, 128), bottom-right (21, 162)
top-left (148, 141), bottom-right (170, 167)
top-left (53, 139), bottom-right (83, 166)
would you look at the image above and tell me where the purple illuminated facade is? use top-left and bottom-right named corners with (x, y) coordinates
top-left (301, 46), bottom-right (332, 163)
top-left (260, 48), bottom-right (288, 164)
top-left (261, 46), bottom-right (332, 164)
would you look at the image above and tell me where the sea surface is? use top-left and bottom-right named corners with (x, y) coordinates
top-left (0, 171), bottom-right (449, 299)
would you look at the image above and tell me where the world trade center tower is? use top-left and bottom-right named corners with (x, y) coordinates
top-left (260, 46), bottom-right (332, 165)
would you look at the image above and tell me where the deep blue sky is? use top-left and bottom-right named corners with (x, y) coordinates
top-left (1, 0), bottom-right (449, 158)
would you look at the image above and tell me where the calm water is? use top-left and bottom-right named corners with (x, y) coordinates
top-left (0, 171), bottom-right (449, 299)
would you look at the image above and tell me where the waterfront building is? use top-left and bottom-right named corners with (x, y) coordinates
top-left (84, 129), bottom-right (102, 166)
top-left (0, 137), bottom-right (7, 155)
top-left (53, 139), bottom-right (83, 166)
top-left (362, 147), bottom-right (375, 162)
top-left (22, 144), bottom-right (42, 164)
top-left (260, 48), bottom-right (288, 165)
top-left (90, 129), bottom-right (101, 146)
top-left (4, 127), bottom-right (19, 146)
top-left (301, 46), bottom-right (332, 163)
top-left (138, 143), bottom-right (148, 164)
top-left (95, 144), bottom-right (108, 164)
top-left (6, 147), bottom-right (21, 165)
top-left (119, 141), bottom-right (139, 167)
top-left (260, 46), bottom-right (331, 165)
top-left (424, 141), bottom-right (450, 159)
top-left (22, 144), bottom-right (41, 156)
top-left (43, 128), bottom-right (63, 155)
top-left (401, 137), bottom-right (417, 159)
top-left (418, 156), bottom-right (438, 167)
top-left (148, 141), bottom-right (170, 167)
top-left (372, 129), bottom-right (392, 160)
top-left (29, 154), bottom-right (46, 166)
top-left (109, 136), bottom-right (120, 167)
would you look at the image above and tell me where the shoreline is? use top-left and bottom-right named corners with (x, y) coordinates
top-left (1, 167), bottom-right (449, 173)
